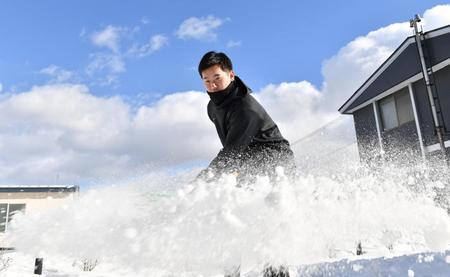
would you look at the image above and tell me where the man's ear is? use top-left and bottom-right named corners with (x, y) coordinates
top-left (230, 70), bottom-right (235, 80)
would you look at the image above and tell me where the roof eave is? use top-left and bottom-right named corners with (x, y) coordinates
top-left (338, 36), bottom-right (415, 114)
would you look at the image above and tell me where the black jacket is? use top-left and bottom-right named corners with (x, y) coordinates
top-left (204, 76), bottom-right (295, 177)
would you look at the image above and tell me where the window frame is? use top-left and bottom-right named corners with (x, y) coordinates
top-left (378, 89), bottom-right (415, 131)
top-left (0, 203), bottom-right (26, 233)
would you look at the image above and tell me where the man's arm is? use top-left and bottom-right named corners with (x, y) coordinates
top-left (200, 104), bottom-right (265, 179)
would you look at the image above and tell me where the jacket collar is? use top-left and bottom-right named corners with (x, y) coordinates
top-left (207, 80), bottom-right (236, 105)
top-left (208, 76), bottom-right (252, 108)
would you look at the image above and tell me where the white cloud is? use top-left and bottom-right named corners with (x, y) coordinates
top-left (421, 4), bottom-right (450, 30)
top-left (176, 16), bottom-right (225, 41)
top-left (226, 40), bottom-right (242, 48)
top-left (86, 25), bottom-right (128, 85)
top-left (86, 53), bottom-right (125, 75)
top-left (91, 25), bottom-right (122, 53)
top-left (0, 84), bottom-right (129, 182)
top-left (150, 34), bottom-right (169, 51)
top-left (79, 27), bottom-right (86, 38)
top-left (320, 22), bottom-right (411, 110)
top-left (0, 80), bottom-right (336, 184)
top-left (320, 4), bottom-right (450, 111)
top-left (0, 84), bottom-right (216, 184)
top-left (85, 53), bottom-right (125, 86)
top-left (127, 34), bottom-right (169, 58)
top-left (291, 4), bottom-right (450, 173)
top-left (141, 16), bottom-right (150, 25)
top-left (87, 24), bottom-right (168, 85)
top-left (255, 81), bottom-right (333, 140)
top-left (2, 5), bottom-right (449, 184)
top-left (39, 65), bottom-right (75, 83)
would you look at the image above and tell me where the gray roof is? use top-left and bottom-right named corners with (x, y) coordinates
top-left (0, 185), bottom-right (79, 193)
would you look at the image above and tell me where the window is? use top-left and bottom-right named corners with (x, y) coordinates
top-left (0, 203), bottom-right (26, 232)
top-left (379, 88), bottom-right (414, 131)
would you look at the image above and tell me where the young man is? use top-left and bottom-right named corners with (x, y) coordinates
top-left (198, 51), bottom-right (296, 182)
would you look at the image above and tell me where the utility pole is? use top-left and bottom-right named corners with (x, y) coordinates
top-left (410, 14), bottom-right (448, 165)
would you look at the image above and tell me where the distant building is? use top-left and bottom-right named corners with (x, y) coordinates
top-left (0, 185), bottom-right (79, 247)
top-left (339, 24), bottom-right (450, 165)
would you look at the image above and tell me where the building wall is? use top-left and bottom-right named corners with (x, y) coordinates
top-left (352, 66), bottom-right (450, 164)
top-left (346, 29), bottom-right (450, 164)
top-left (381, 121), bottom-right (421, 164)
top-left (425, 28), bottom-right (450, 66)
top-left (412, 79), bottom-right (437, 146)
top-left (412, 64), bottom-right (450, 147)
top-left (0, 191), bottom-right (76, 212)
top-left (433, 64), bottom-right (450, 137)
top-left (353, 90), bottom-right (422, 165)
top-left (353, 104), bottom-right (380, 165)
top-left (0, 191), bottom-right (77, 247)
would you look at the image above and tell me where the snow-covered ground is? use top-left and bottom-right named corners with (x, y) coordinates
top-left (1, 165), bottom-right (450, 276)
top-left (2, 250), bottom-right (450, 276)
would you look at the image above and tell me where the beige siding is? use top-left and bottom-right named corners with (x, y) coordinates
top-left (0, 190), bottom-right (78, 247)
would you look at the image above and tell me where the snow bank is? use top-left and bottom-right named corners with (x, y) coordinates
top-left (4, 165), bottom-right (450, 276)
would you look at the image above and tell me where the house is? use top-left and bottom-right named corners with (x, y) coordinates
top-left (0, 185), bottom-right (79, 247)
top-left (339, 20), bottom-right (450, 166)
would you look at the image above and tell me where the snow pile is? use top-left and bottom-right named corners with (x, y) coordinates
top-left (5, 165), bottom-right (450, 276)
top-left (294, 251), bottom-right (450, 276)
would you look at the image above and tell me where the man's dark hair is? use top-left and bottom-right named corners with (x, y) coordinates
top-left (198, 51), bottom-right (233, 77)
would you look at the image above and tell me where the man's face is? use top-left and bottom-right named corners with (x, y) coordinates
top-left (201, 65), bottom-right (235, 93)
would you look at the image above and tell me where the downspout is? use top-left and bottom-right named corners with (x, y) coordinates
top-left (408, 83), bottom-right (426, 162)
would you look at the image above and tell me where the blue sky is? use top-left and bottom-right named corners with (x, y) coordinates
top-left (1, 0), bottom-right (449, 100)
top-left (1, 1), bottom-right (450, 185)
